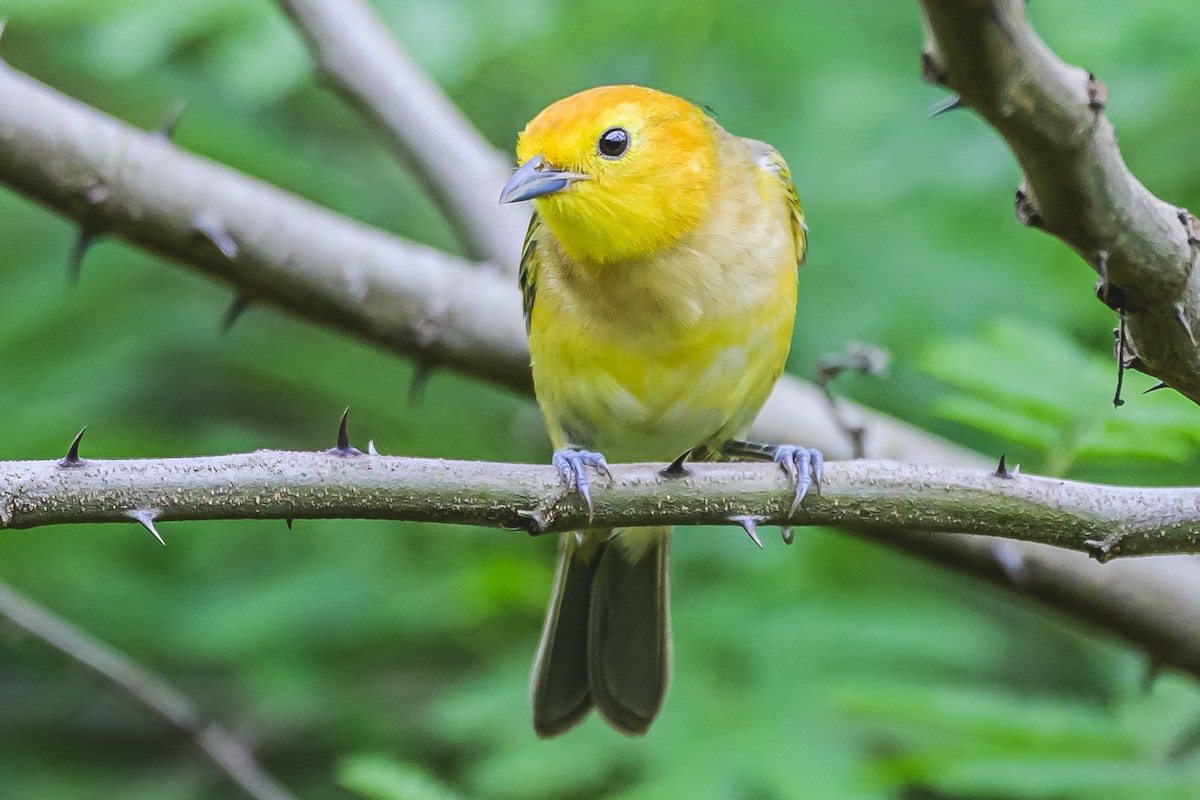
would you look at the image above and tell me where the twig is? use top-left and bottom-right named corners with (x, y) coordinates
top-left (0, 581), bottom-right (297, 800)
top-left (275, 0), bottom-right (527, 269)
top-left (919, 0), bottom-right (1200, 402)
top-left (814, 342), bottom-right (890, 458)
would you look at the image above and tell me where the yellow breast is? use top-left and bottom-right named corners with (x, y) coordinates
top-left (527, 132), bottom-right (800, 462)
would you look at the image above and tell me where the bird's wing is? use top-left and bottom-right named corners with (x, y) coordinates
top-left (518, 213), bottom-right (542, 333)
top-left (752, 142), bottom-right (808, 268)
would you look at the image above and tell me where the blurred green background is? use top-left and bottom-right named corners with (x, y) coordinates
top-left (2, 1), bottom-right (1200, 798)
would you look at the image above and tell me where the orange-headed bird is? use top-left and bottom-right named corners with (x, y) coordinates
top-left (500, 85), bottom-right (820, 737)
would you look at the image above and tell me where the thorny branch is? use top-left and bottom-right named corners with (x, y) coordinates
top-left (919, 0), bottom-right (1200, 403)
top-left (6, 447), bottom-right (1200, 561)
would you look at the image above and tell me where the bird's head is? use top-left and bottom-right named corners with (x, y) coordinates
top-left (500, 85), bottom-right (717, 264)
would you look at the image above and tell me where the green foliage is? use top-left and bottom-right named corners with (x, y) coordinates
top-left (340, 754), bottom-right (465, 800)
top-left (922, 320), bottom-right (1200, 477)
top-left (1, 1), bottom-right (1199, 799)
top-left (840, 678), bottom-right (1200, 800)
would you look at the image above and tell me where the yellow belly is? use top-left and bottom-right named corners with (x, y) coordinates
top-left (530, 275), bottom-right (796, 462)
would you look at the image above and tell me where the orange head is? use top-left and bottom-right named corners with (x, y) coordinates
top-left (499, 85), bottom-right (718, 264)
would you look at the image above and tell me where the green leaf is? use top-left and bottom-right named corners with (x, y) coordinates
top-left (339, 754), bottom-right (465, 800)
top-left (922, 319), bottom-right (1200, 473)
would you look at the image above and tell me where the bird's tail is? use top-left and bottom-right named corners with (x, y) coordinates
top-left (531, 526), bottom-right (671, 737)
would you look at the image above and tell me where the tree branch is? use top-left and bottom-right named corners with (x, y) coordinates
top-left (274, 0), bottom-right (528, 270)
top-left (4, 451), bottom-right (1200, 560)
top-left (0, 58), bottom-right (531, 394)
top-left (918, 0), bottom-right (1200, 403)
top-left (0, 581), bottom-right (297, 800)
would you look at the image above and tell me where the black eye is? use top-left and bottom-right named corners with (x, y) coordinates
top-left (597, 127), bottom-right (630, 159)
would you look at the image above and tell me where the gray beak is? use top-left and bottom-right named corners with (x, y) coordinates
top-left (499, 154), bottom-right (590, 204)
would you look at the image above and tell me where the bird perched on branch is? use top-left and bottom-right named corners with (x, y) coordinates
top-left (500, 85), bottom-right (821, 737)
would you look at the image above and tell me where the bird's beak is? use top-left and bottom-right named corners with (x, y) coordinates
top-left (499, 154), bottom-right (590, 204)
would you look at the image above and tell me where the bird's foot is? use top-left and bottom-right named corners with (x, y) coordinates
top-left (552, 448), bottom-right (612, 521)
top-left (723, 440), bottom-right (823, 517)
top-left (771, 445), bottom-right (824, 516)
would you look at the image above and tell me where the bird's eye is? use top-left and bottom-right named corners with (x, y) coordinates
top-left (597, 127), bottom-right (630, 159)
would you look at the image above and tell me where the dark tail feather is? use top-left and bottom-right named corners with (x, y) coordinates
top-left (588, 529), bottom-right (670, 735)
top-left (531, 528), bottom-right (671, 738)
top-left (531, 533), bottom-right (600, 738)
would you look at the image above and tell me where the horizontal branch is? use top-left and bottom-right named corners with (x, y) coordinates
top-left (3, 451), bottom-right (1198, 560)
top-left (919, 0), bottom-right (1200, 402)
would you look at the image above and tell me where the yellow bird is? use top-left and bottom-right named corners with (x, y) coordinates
top-left (500, 85), bottom-right (820, 737)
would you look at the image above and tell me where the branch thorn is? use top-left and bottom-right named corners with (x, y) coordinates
top-left (928, 95), bottom-right (965, 116)
top-left (781, 526), bottom-right (794, 545)
top-left (660, 448), bottom-right (693, 478)
top-left (1085, 71), bottom-right (1108, 111)
top-left (1143, 655), bottom-right (1163, 695)
top-left (920, 51), bottom-right (945, 85)
top-left (367, 440), bottom-right (379, 456)
top-left (1174, 302), bottom-right (1196, 347)
top-left (327, 408), bottom-right (362, 456)
top-left (84, 176), bottom-right (110, 206)
top-left (222, 293), bottom-right (251, 333)
top-left (1014, 183), bottom-right (1043, 229)
top-left (58, 426), bottom-right (88, 468)
top-left (516, 508), bottom-right (549, 535)
top-left (408, 362), bottom-right (432, 407)
top-left (993, 453), bottom-right (1013, 479)
top-left (193, 212), bottom-right (239, 259)
top-left (1144, 380), bottom-right (1169, 394)
top-left (1113, 312), bottom-right (1128, 407)
top-left (1178, 209), bottom-right (1200, 245)
top-left (1084, 531), bottom-right (1124, 563)
top-left (730, 515), bottom-right (765, 549)
top-left (68, 227), bottom-right (99, 284)
top-left (126, 509), bottom-right (165, 545)
top-left (1092, 250), bottom-right (1110, 303)
top-left (285, 518), bottom-right (294, 530)
top-left (153, 100), bottom-right (187, 141)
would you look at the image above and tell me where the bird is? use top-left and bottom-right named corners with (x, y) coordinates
top-left (499, 85), bottom-right (821, 738)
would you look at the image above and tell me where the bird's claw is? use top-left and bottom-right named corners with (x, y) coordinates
top-left (772, 445), bottom-right (824, 516)
top-left (552, 448), bottom-right (612, 521)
